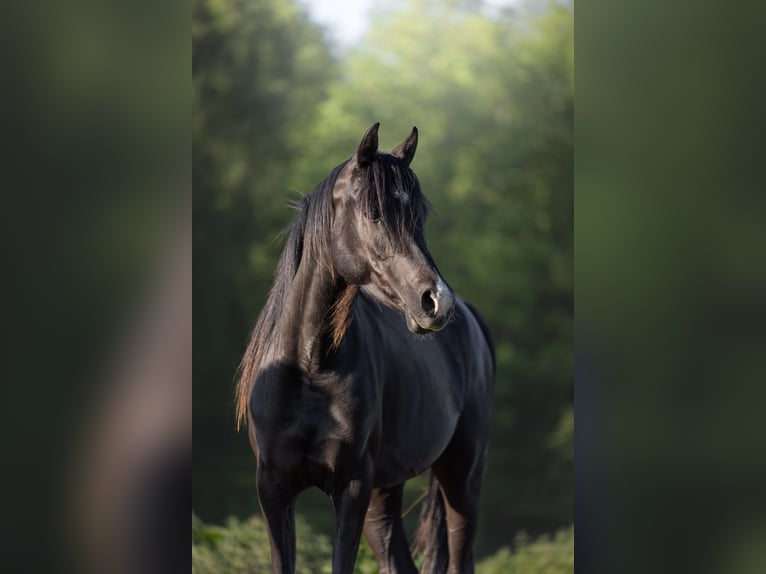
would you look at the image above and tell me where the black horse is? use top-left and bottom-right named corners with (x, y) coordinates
top-left (236, 123), bottom-right (494, 574)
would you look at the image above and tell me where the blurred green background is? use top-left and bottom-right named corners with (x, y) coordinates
top-left (193, 0), bottom-right (572, 568)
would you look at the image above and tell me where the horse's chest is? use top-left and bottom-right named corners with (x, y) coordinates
top-left (250, 372), bottom-right (365, 479)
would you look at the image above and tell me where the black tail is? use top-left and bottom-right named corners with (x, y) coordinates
top-left (410, 473), bottom-right (449, 573)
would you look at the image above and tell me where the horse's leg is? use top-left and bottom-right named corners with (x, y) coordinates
top-left (430, 461), bottom-right (481, 574)
top-left (331, 458), bottom-right (373, 574)
top-left (363, 485), bottom-right (418, 574)
top-left (431, 425), bottom-right (488, 574)
top-left (256, 460), bottom-right (298, 574)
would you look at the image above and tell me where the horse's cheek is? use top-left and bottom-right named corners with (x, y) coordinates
top-left (332, 237), bottom-right (368, 284)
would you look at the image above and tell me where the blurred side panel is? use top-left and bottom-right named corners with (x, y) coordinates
top-left (0, 0), bottom-right (189, 571)
top-left (577, 0), bottom-right (766, 572)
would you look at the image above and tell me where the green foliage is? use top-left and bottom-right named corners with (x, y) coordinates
top-left (191, 513), bottom-right (379, 574)
top-left (192, 513), bottom-right (573, 574)
top-left (477, 527), bottom-right (575, 574)
top-left (193, 0), bottom-right (337, 520)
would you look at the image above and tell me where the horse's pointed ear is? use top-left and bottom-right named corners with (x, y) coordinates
top-left (356, 122), bottom-right (380, 166)
top-left (392, 126), bottom-right (418, 166)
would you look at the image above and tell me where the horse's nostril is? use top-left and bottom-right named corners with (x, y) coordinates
top-left (421, 290), bottom-right (437, 317)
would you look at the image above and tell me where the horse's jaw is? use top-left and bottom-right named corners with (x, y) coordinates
top-left (405, 311), bottom-right (450, 335)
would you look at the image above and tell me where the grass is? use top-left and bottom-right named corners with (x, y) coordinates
top-left (192, 512), bottom-right (573, 573)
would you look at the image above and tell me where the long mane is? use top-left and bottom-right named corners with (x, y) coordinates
top-left (235, 153), bottom-right (429, 430)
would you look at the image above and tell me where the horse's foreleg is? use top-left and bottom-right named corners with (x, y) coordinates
top-left (431, 441), bottom-right (486, 573)
top-left (331, 458), bottom-right (373, 574)
top-left (363, 485), bottom-right (418, 574)
top-left (256, 460), bottom-right (298, 574)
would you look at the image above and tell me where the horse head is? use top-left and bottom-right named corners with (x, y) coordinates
top-left (330, 123), bottom-right (455, 334)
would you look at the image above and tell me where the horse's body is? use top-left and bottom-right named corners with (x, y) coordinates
top-left (237, 124), bottom-right (494, 574)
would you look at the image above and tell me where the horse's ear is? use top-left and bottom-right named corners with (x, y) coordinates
top-left (356, 122), bottom-right (380, 166)
top-left (392, 126), bottom-right (418, 167)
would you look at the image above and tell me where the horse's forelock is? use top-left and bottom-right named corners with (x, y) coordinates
top-left (359, 154), bottom-right (429, 249)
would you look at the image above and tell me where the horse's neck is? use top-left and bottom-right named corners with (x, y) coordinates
top-left (277, 256), bottom-right (340, 371)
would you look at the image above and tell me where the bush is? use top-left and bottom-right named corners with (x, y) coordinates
top-left (476, 526), bottom-right (574, 574)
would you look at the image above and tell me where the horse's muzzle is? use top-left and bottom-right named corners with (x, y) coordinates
top-left (409, 282), bottom-right (455, 333)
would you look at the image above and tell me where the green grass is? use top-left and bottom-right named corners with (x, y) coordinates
top-left (192, 512), bottom-right (573, 573)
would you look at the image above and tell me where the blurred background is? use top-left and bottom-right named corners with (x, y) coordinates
top-left (193, 0), bottom-right (572, 570)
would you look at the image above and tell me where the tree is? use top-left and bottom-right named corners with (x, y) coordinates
top-left (193, 0), bottom-right (335, 520)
